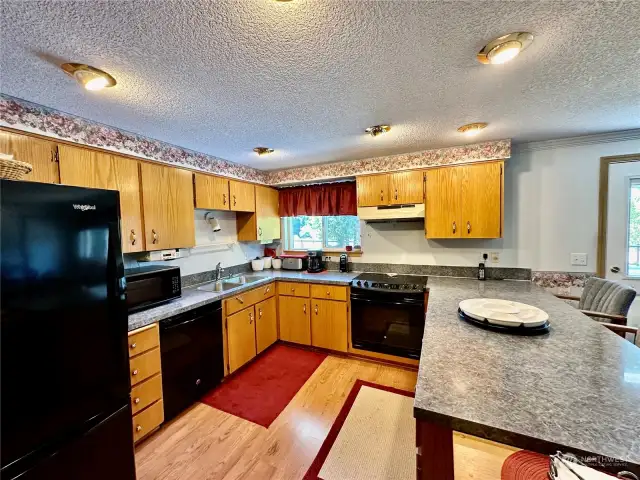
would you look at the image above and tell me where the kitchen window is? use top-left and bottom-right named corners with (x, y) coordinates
top-left (627, 178), bottom-right (640, 277)
top-left (282, 215), bottom-right (361, 252)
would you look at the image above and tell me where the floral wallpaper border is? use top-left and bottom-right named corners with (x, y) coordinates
top-left (0, 95), bottom-right (268, 183)
top-left (266, 139), bottom-right (511, 185)
top-left (1, 95), bottom-right (510, 186)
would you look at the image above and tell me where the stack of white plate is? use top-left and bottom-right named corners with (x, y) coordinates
top-left (459, 298), bottom-right (549, 328)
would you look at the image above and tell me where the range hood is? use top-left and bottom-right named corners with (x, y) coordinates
top-left (357, 204), bottom-right (425, 222)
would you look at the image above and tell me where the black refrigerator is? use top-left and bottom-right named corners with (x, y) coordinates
top-left (1, 180), bottom-right (136, 480)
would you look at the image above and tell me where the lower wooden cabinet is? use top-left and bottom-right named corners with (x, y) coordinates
top-left (133, 399), bottom-right (164, 443)
top-left (227, 306), bottom-right (257, 373)
top-left (278, 296), bottom-right (311, 345)
top-left (255, 297), bottom-right (277, 354)
top-left (311, 299), bottom-right (348, 352)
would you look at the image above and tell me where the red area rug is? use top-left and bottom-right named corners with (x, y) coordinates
top-left (303, 380), bottom-right (414, 480)
top-left (200, 344), bottom-right (327, 428)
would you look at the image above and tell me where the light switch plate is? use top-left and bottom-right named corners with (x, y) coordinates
top-left (570, 253), bottom-right (588, 266)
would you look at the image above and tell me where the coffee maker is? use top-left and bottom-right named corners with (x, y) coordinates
top-left (307, 250), bottom-right (324, 273)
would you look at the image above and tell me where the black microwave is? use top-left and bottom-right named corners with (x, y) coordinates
top-left (124, 265), bottom-right (181, 313)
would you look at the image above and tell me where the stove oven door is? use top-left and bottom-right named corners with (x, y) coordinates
top-left (350, 291), bottom-right (425, 359)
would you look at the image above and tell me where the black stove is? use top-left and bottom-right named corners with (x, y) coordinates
top-left (351, 273), bottom-right (428, 293)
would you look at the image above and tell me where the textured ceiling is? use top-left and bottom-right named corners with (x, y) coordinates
top-left (1, 1), bottom-right (639, 171)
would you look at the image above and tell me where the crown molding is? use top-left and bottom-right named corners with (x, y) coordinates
top-left (513, 129), bottom-right (640, 153)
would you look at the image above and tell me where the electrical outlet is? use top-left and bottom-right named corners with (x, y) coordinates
top-left (570, 253), bottom-right (588, 266)
top-left (490, 252), bottom-right (500, 264)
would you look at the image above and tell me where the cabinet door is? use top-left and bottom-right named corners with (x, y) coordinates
top-left (460, 162), bottom-right (503, 238)
top-left (194, 174), bottom-right (230, 210)
top-left (58, 145), bottom-right (145, 253)
top-left (229, 180), bottom-right (255, 212)
top-left (227, 306), bottom-right (257, 373)
top-left (278, 296), bottom-right (311, 345)
top-left (311, 299), bottom-right (348, 352)
top-left (140, 162), bottom-right (195, 250)
top-left (256, 185), bottom-right (281, 242)
top-left (0, 131), bottom-right (59, 183)
top-left (425, 167), bottom-right (461, 238)
top-left (356, 174), bottom-right (389, 207)
top-left (389, 170), bottom-right (424, 205)
top-left (255, 296), bottom-right (277, 354)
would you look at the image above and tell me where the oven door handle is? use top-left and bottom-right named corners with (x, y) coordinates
top-left (350, 297), bottom-right (423, 307)
top-left (161, 317), bottom-right (201, 330)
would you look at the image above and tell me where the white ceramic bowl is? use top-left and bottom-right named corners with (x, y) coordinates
top-left (272, 258), bottom-right (282, 270)
top-left (262, 256), bottom-right (272, 269)
top-left (251, 258), bottom-right (265, 271)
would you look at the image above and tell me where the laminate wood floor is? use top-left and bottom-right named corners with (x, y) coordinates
top-left (135, 355), bottom-right (515, 480)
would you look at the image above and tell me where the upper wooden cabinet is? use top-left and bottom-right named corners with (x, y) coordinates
top-left (389, 171), bottom-right (424, 204)
top-left (236, 185), bottom-right (280, 243)
top-left (356, 173), bottom-right (389, 207)
top-left (0, 131), bottom-right (60, 184)
top-left (58, 145), bottom-right (145, 253)
top-left (357, 170), bottom-right (424, 207)
top-left (425, 161), bottom-right (503, 239)
top-left (194, 174), bottom-right (230, 210)
top-left (139, 163), bottom-right (195, 250)
top-left (229, 180), bottom-right (255, 212)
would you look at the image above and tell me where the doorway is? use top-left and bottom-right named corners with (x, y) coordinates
top-left (598, 154), bottom-right (640, 328)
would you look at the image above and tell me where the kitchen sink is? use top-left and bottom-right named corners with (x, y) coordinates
top-left (226, 275), bottom-right (265, 284)
top-left (197, 281), bottom-right (242, 292)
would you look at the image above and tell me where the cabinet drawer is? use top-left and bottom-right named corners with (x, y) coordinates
top-left (311, 284), bottom-right (348, 301)
top-left (127, 324), bottom-right (159, 357)
top-left (132, 399), bottom-right (164, 443)
top-left (130, 347), bottom-right (161, 386)
top-left (224, 283), bottom-right (274, 315)
top-left (277, 282), bottom-right (310, 298)
top-left (131, 374), bottom-right (163, 415)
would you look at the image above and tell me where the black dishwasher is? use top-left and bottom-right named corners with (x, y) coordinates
top-left (159, 301), bottom-right (223, 422)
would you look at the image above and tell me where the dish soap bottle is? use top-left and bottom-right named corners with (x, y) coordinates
top-left (478, 253), bottom-right (488, 281)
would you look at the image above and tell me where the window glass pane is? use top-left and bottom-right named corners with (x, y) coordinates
top-left (628, 182), bottom-right (640, 277)
top-left (324, 216), bottom-right (360, 249)
top-left (290, 216), bottom-right (323, 250)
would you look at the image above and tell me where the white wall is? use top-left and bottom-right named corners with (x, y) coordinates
top-left (125, 210), bottom-right (265, 276)
top-left (349, 136), bottom-right (640, 271)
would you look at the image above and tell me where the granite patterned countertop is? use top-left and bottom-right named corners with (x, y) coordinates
top-left (128, 270), bottom-right (358, 331)
top-left (414, 277), bottom-right (640, 470)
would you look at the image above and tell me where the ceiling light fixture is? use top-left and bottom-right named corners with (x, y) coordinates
top-left (61, 63), bottom-right (117, 91)
top-left (365, 125), bottom-right (391, 137)
top-left (477, 32), bottom-right (533, 65)
top-left (253, 147), bottom-right (274, 155)
top-left (457, 122), bottom-right (488, 136)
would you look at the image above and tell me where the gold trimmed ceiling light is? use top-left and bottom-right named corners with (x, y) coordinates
top-left (253, 147), bottom-right (274, 156)
top-left (365, 125), bottom-right (391, 137)
top-left (457, 122), bottom-right (488, 136)
top-left (477, 32), bottom-right (533, 65)
top-left (61, 63), bottom-right (117, 91)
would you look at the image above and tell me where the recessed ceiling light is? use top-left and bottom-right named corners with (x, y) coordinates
top-left (253, 147), bottom-right (274, 155)
top-left (457, 123), bottom-right (488, 136)
top-left (365, 125), bottom-right (391, 137)
top-left (61, 63), bottom-right (117, 91)
top-left (477, 32), bottom-right (533, 65)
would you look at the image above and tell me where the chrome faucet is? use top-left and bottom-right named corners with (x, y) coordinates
top-left (214, 262), bottom-right (222, 281)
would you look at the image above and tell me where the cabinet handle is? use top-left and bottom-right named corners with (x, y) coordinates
top-left (235, 296), bottom-right (244, 304)
top-left (152, 229), bottom-right (158, 244)
top-left (314, 305), bottom-right (318, 315)
top-left (380, 190), bottom-right (384, 201)
top-left (134, 397), bottom-right (140, 404)
top-left (130, 343), bottom-right (137, 350)
top-left (233, 195), bottom-right (237, 207)
top-left (291, 287), bottom-right (295, 293)
top-left (136, 425), bottom-right (142, 432)
top-left (326, 290), bottom-right (330, 296)
top-left (265, 286), bottom-right (270, 294)
top-left (258, 227), bottom-right (262, 237)
top-left (258, 308), bottom-right (263, 319)
top-left (223, 193), bottom-right (227, 205)
top-left (452, 221), bottom-right (456, 234)
top-left (249, 312), bottom-right (254, 324)
top-left (130, 229), bottom-right (136, 245)
top-left (132, 369), bottom-right (139, 376)
top-left (303, 303), bottom-right (306, 313)
top-left (467, 221), bottom-right (471, 234)
top-left (394, 189), bottom-right (398, 200)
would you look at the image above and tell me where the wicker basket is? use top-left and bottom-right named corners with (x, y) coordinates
top-left (0, 153), bottom-right (33, 180)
